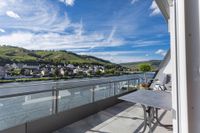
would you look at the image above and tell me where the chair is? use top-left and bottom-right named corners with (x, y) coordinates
top-left (153, 74), bottom-right (171, 92)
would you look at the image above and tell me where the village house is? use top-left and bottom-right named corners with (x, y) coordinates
top-left (59, 68), bottom-right (65, 76)
top-left (22, 64), bottom-right (39, 70)
top-left (41, 68), bottom-right (49, 77)
top-left (0, 66), bottom-right (6, 79)
top-left (66, 64), bottom-right (75, 69)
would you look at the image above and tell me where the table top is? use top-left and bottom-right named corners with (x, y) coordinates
top-left (119, 89), bottom-right (172, 110)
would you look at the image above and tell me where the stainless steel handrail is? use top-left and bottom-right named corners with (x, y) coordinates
top-left (0, 74), bottom-right (141, 89)
top-left (0, 77), bottom-right (141, 99)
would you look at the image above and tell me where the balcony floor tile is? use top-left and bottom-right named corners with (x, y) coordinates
top-left (54, 102), bottom-right (172, 133)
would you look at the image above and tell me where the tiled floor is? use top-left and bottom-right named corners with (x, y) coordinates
top-left (54, 102), bottom-right (172, 133)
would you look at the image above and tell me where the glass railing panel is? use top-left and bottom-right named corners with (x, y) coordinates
top-left (94, 83), bottom-right (113, 101)
top-left (0, 75), bottom-right (147, 131)
top-left (58, 86), bottom-right (92, 112)
top-left (115, 81), bottom-right (129, 94)
top-left (128, 79), bottom-right (139, 90)
top-left (0, 92), bottom-right (52, 131)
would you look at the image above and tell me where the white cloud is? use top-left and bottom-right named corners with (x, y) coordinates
top-left (106, 26), bottom-right (119, 45)
top-left (78, 51), bottom-right (146, 56)
top-left (74, 19), bottom-right (84, 37)
top-left (131, 0), bottom-right (139, 5)
top-left (131, 40), bottom-right (165, 48)
top-left (150, 1), bottom-right (161, 16)
top-left (0, 31), bottom-right (124, 50)
top-left (105, 55), bottom-right (150, 63)
top-left (155, 49), bottom-right (166, 56)
top-left (67, 48), bottom-right (90, 52)
top-left (0, 28), bottom-right (5, 33)
top-left (108, 56), bottom-right (149, 63)
top-left (6, 10), bottom-right (21, 19)
top-left (0, 32), bottom-right (33, 47)
top-left (0, 1), bottom-right (72, 33)
top-left (0, 1), bottom-right (7, 9)
top-left (59, 0), bottom-right (75, 6)
top-left (0, 0), bottom-right (125, 50)
top-left (78, 51), bottom-right (151, 63)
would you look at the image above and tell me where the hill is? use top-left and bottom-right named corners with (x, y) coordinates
top-left (121, 60), bottom-right (161, 71)
top-left (0, 45), bottom-right (115, 66)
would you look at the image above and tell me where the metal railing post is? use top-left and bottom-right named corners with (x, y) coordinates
top-left (91, 86), bottom-right (95, 102)
top-left (52, 87), bottom-right (59, 114)
top-left (136, 78), bottom-right (139, 88)
top-left (127, 80), bottom-right (130, 91)
top-left (55, 89), bottom-right (59, 114)
top-left (139, 78), bottom-right (141, 88)
top-left (133, 79), bottom-right (135, 88)
top-left (52, 88), bottom-right (55, 114)
top-left (113, 82), bottom-right (116, 95)
top-left (137, 78), bottom-right (139, 88)
top-left (109, 81), bottom-right (112, 96)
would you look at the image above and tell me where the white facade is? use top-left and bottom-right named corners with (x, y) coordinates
top-left (156, 0), bottom-right (200, 132)
top-left (184, 0), bottom-right (200, 132)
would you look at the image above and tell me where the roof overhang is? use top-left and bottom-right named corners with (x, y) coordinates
top-left (155, 0), bottom-right (171, 21)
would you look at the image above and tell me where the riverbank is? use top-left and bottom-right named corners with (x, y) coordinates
top-left (0, 72), bottom-right (156, 84)
top-left (0, 73), bottom-right (132, 84)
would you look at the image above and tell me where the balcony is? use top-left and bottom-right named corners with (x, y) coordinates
top-left (0, 73), bottom-right (172, 133)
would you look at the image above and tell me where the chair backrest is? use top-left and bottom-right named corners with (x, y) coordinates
top-left (153, 74), bottom-right (171, 91)
top-left (163, 74), bottom-right (171, 84)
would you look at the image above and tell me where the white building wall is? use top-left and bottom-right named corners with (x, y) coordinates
top-left (169, 2), bottom-right (179, 133)
top-left (185, 0), bottom-right (200, 132)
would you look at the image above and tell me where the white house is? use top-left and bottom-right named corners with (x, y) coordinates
top-left (67, 64), bottom-right (75, 69)
top-left (60, 68), bottom-right (65, 76)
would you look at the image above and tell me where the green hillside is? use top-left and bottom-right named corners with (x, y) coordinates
top-left (0, 45), bottom-right (114, 66)
top-left (121, 60), bottom-right (161, 71)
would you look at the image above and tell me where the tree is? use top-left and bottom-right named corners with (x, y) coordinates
top-left (11, 68), bottom-right (21, 76)
top-left (53, 68), bottom-right (60, 77)
top-left (95, 70), bottom-right (102, 76)
top-left (139, 63), bottom-right (152, 83)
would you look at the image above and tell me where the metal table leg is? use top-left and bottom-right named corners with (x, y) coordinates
top-left (141, 105), bottom-right (147, 133)
top-left (141, 105), bottom-right (155, 133)
top-left (154, 108), bottom-right (173, 127)
top-left (148, 107), bottom-right (154, 133)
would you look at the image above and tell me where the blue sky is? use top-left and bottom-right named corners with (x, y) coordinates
top-left (0, 0), bottom-right (169, 63)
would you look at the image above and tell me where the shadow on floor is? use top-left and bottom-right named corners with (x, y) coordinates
top-left (54, 102), bottom-right (172, 133)
top-left (54, 102), bottom-right (136, 133)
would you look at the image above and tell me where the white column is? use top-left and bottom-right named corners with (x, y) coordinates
top-left (169, 1), bottom-right (179, 132)
top-left (185, 0), bottom-right (200, 132)
top-left (174, 0), bottom-right (189, 132)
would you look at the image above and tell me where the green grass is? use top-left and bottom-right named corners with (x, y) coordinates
top-left (0, 45), bottom-right (114, 66)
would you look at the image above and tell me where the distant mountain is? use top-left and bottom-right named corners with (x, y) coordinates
top-left (0, 45), bottom-right (115, 66)
top-left (121, 60), bottom-right (161, 71)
